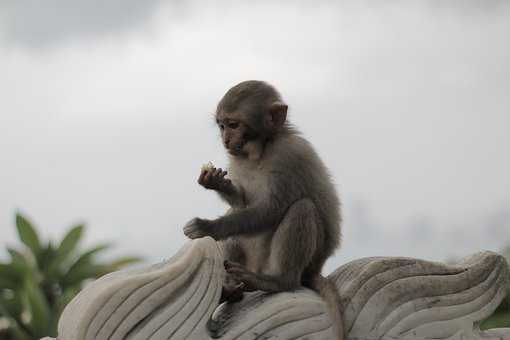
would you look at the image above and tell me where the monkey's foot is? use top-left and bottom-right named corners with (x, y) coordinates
top-left (223, 260), bottom-right (258, 292)
top-left (46, 238), bottom-right (510, 340)
top-left (220, 282), bottom-right (244, 303)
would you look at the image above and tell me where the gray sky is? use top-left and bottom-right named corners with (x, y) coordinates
top-left (1, 1), bottom-right (509, 272)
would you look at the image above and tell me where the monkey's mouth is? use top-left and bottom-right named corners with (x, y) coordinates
top-left (227, 148), bottom-right (241, 156)
top-left (226, 145), bottom-right (245, 157)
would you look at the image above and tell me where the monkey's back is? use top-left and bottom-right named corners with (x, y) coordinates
top-left (268, 133), bottom-right (342, 256)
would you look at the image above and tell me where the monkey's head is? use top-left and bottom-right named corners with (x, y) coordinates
top-left (215, 80), bottom-right (288, 160)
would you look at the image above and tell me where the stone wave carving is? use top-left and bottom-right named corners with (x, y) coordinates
top-left (44, 237), bottom-right (510, 340)
top-left (331, 253), bottom-right (510, 340)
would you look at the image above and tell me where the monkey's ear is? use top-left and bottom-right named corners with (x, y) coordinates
top-left (268, 101), bottom-right (288, 130)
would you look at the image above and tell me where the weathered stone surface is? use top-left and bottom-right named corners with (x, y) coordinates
top-left (45, 237), bottom-right (510, 340)
top-left (330, 253), bottom-right (510, 340)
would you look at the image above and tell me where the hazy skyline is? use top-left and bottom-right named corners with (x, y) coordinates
top-left (1, 1), bottom-right (509, 272)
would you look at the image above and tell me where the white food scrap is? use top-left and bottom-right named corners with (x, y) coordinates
top-left (201, 162), bottom-right (215, 172)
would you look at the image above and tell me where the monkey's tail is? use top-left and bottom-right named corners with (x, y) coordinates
top-left (310, 274), bottom-right (345, 340)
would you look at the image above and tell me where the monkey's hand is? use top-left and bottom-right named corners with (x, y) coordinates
top-left (198, 166), bottom-right (233, 193)
top-left (183, 217), bottom-right (215, 239)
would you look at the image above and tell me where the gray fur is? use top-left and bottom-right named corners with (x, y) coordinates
top-left (184, 80), bottom-right (344, 339)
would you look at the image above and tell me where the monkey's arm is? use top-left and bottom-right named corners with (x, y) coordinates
top-left (184, 198), bottom-right (282, 240)
top-left (216, 184), bottom-right (246, 209)
top-left (198, 166), bottom-right (245, 208)
top-left (184, 171), bottom-right (299, 240)
top-left (213, 199), bottom-right (281, 238)
top-left (185, 179), bottom-right (301, 240)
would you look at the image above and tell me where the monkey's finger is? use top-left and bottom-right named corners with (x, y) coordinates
top-left (225, 264), bottom-right (249, 275)
top-left (220, 171), bottom-right (228, 178)
top-left (184, 229), bottom-right (203, 239)
top-left (225, 260), bottom-right (245, 268)
top-left (213, 168), bottom-right (222, 178)
top-left (224, 260), bottom-right (242, 269)
top-left (228, 271), bottom-right (252, 285)
top-left (198, 170), bottom-right (207, 184)
top-left (183, 218), bottom-right (201, 238)
top-left (225, 267), bottom-right (241, 274)
top-left (186, 233), bottom-right (201, 240)
top-left (203, 170), bottom-right (213, 183)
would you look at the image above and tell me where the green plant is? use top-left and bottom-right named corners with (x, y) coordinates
top-left (0, 213), bottom-right (142, 340)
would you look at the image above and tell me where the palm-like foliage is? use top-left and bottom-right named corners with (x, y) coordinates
top-left (0, 213), bottom-right (142, 340)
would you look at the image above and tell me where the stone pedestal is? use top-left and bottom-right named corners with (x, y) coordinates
top-left (44, 237), bottom-right (510, 340)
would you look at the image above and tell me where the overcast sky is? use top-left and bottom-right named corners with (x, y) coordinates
top-left (1, 0), bottom-right (509, 272)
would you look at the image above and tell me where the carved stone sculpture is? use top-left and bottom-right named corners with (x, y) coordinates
top-left (43, 237), bottom-right (510, 340)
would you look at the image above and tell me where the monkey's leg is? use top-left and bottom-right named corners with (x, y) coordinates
top-left (219, 238), bottom-right (246, 302)
top-left (225, 198), bottom-right (318, 293)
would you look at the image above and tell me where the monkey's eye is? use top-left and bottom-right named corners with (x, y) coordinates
top-left (227, 122), bottom-right (239, 129)
top-left (219, 124), bottom-right (225, 130)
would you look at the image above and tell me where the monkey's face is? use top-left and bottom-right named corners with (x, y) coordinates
top-left (216, 112), bottom-right (261, 159)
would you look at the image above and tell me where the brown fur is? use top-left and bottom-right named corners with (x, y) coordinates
top-left (184, 80), bottom-right (344, 339)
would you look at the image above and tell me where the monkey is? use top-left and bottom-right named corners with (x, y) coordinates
top-left (183, 80), bottom-right (344, 339)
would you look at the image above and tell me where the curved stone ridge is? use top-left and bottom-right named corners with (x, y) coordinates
top-left (57, 237), bottom-right (224, 340)
top-left (330, 252), bottom-right (510, 340)
top-left (47, 237), bottom-right (510, 340)
top-left (209, 289), bottom-right (335, 339)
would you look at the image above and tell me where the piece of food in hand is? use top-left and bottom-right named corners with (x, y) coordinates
top-left (201, 161), bottom-right (215, 172)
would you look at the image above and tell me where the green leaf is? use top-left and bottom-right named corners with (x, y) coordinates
top-left (23, 278), bottom-right (50, 338)
top-left (53, 225), bottom-right (84, 269)
top-left (15, 213), bottom-right (41, 257)
top-left (0, 263), bottom-right (21, 288)
top-left (38, 242), bottom-right (57, 274)
top-left (71, 244), bottom-right (111, 269)
top-left (7, 248), bottom-right (32, 278)
top-left (63, 263), bottom-right (101, 288)
top-left (58, 225), bottom-right (84, 258)
top-left (95, 256), bottom-right (142, 277)
top-left (0, 277), bottom-right (17, 290)
top-left (0, 290), bottom-right (23, 321)
top-left (62, 244), bottom-right (110, 287)
top-left (53, 286), bottom-right (79, 319)
top-left (8, 325), bottom-right (32, 340)
top-left (8, 248), bottom-right (26, 265)
top-left (0, 295), bottom-right (31, 340)
top-left (64, 256), bottom-right (142, 288)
